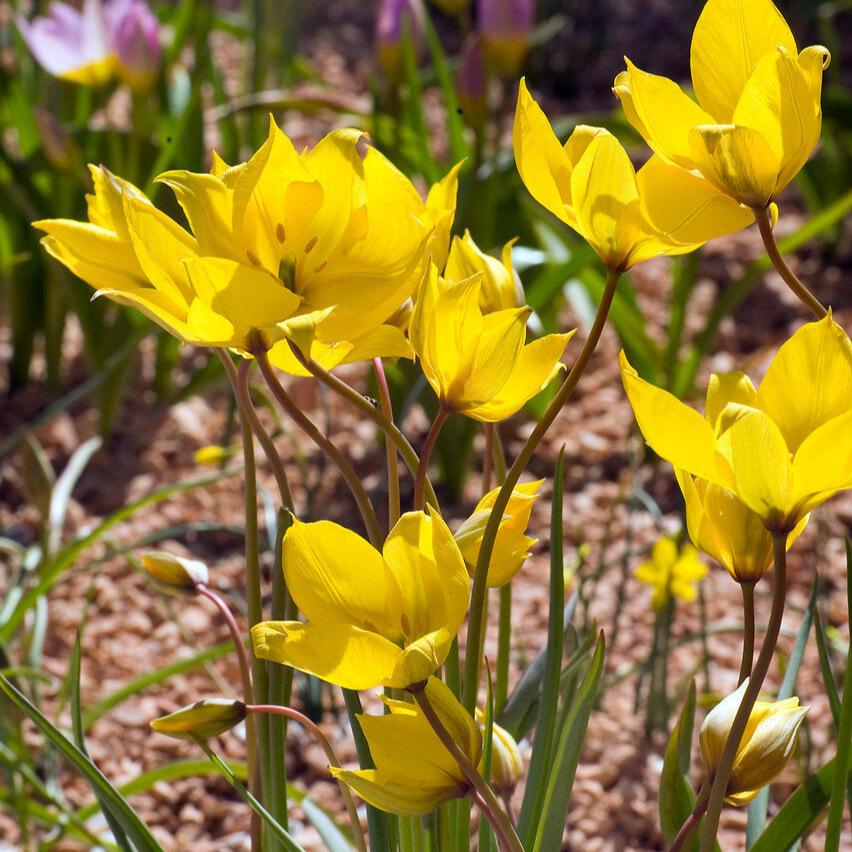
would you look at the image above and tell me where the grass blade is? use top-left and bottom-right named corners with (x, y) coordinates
top-left (48, 437), bottom-right (102, 556)
top-left (659, 682), bottom-right (697, 846)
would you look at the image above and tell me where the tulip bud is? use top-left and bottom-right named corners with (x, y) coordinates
top-left (699, 680), bottom-right (808, 805)
top-left (109, 0), bottom-right (161, 91)
top-left (456, 37), bottom-right (488, 132)
top-left (376, 0), bottom-right (425, 83)
top-left (141, 551), bottom-right (208, 593)
top-left (478, 0), bottom-right (535, 76)
top-left (150, 698), bottom-right (247, 740)
top-left (476, 712), bottom-right (523, 796)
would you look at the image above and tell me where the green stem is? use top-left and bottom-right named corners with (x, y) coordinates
top-left (409, 686), bottom-right (523, 852)
top-left (495, 585), bottom-right (511, 714)
top-left (289, 343), bottom-right (439, 510)
top-left (373, 358), bottom-right (400, 529)
top-left (255, 351), bottom-right (383, 548)
top-left (463, 267), bottom-right (621, 711)
top-left (753, 206), bottom-right (827, 319)
top-left (670, 778), bottom-right (711, 852)
top-left (699, 535), bottom-right (788, 852)
top-left (413, 408), bottom-right (448, 510)
top-left (739, 582), bottom-right (756, 686)
top-left (483, 423), bottom-right (495, 493)
top-left (248, 705), bottom-right (367, 852)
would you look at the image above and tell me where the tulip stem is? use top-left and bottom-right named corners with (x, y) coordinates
top-left (669, 778), bottom-right (710, 852)
top-left (739, 582), bottom-right (756, 685)
top-left (754, 207), bottom-right (827, 320)
top-left (247, 705), bottom-right (368, 852)
top-left (483, 424), bottom-right (495, 493)
top-left (699, 535), bottom-right (788, 852)
top-left (255, 350), bottom-right (384, 548)
top-left (373, 358), bottom-right (401, 529)
top-left (462, 267), bottom-right (621, 711)
top-left (409, 686), bottom-right (523, 852)
top-left (288, 342), bottom-right (440, 510)
top-left (414, 408), bottom-right (449, 510)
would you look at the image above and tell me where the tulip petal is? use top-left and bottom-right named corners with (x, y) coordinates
top-left (620, 351), bottom-right (721, 484)
top-left (282, 518), bottom-right (403, 640)
top-left (705, 371), bottom-right (758, 428)
top-left (690, 0), bottom-right (797, 122)
top-left (250, 621), bottom-right (401, 691)
top-left (790, 411), bottom-right (852, 516)
top-left (96, 287), bottom-right (192, 342)
top-left (331, 768), bottom-right (460, 816)
top-left (466, 332), bottom-right (573, 422)
top-left (756, 315), bottom-right (852, 453)
top-left (424, 162), bottom-right (463, 270)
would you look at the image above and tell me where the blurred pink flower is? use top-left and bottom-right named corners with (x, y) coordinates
top-left (477, 0), bottom-right (535, 75)
top-left (376, 0), bottom-right (425, 81)
top-left (17, 0), bottom-right (161, 90)
top-left (456, 36), bottom-right (487, 130)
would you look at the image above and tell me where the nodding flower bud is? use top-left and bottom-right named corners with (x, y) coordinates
top-left (150, 698), bottom-right (247, 740)
top-left (376, 0), bottom-right (425, 83)
top-left (699, 680), bottom-right (808, 805)
top-left (456, 37), bottom-right (488, 131)
top-left (140, 551), bottom-right (208, 593)
top-left (476, 711), bottom-right (523, 796)
top-left (478, 0), bottom-right (535, 76)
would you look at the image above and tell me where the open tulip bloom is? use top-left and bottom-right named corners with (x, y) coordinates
top-left (621, 315), bottom-right (852, 534)
top-left (513, 78), bottom-right (755, 272)
top-left (614, 0), bottom-right (829, 209)
top-left (635, 538), bottom-right (707, 613)
top-left (251, 510), bottom-right (470, 690)
top-left (34, 120), bottom-right (460, 372)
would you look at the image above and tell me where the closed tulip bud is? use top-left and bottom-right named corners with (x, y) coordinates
top-left (109, 0), bottom-right (162, 92)
top-left (150, 698), bottom-right (247, 740)
top-left (700, 680), bottom-right (808, 805)
top-left (478, 0), bottom-right (535, 76)
top-left (456, 37), bottom-right (488, 131)
top-left (141, 551), bottom-right (208, 593)
top-left (376, 0), bottom-right (425, 82)
top-left (476, 711), bottom-right (523, 795)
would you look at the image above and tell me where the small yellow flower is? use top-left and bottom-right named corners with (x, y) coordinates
top-left (614, 0), bottom-right (829, 209)
top-left (475, 711), bottom-right (523, 796)
top-left (251, 510), bottom-right (469, 690)
top-left (635, 538), bottom-right (707, 612)
top-left (194, 445), bottom-right (235, 466)
top-left (454, 480), bottom-right (542, 586)
top-left (444, 230), bottom-right (524, 313)
top-left (150, 698), bottom-right (247, 740)
top-left (676, 471), bottom-right (807, 584)
top-left (330, 677), bottom-right (481, 816)
top-left (621, 314), bottom-right (852, 533)
top-left (513, 79), bottom-right (755, 271)
top-left (409, 264), bottom-right (573, 421)
top-left (700, 679), bottom-right (808, 805)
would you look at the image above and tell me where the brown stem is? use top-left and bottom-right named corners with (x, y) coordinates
top-left (373, 358), bottom-right (400, 529)
top-left (699, 536), bottom-right (788, 851)
top-left (409, 686), bottom-right (523, 852)
top-left (255, 350), bottom-right (383, 548)
top-left (670, 779), bottom-right (710, 852)
top-left (739, 582), bottom-right (756, 685)
top-left (248, 705), bottom-right (367, 852)
top-left (753, 206), bottom-right (827, 319)
top-left (413, 407), bottom-right (448, 510)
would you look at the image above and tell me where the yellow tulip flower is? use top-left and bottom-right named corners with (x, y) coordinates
top-left (34, 120), bottom-right (459, 366)
top-left (676, 470), bottom-right (807, 584)
top-left (454, 480), bottom-right (542, 586)
top-left (475, 710), bottom-right (523, 796)
top-left (409, 265), bottom-right (573, 421)
top-left (634, 538), bottom-right (707, 612)
top-left (444, 230), bottom-right (524, 313)
top-left (513, 79), bottom-right (755, 271)
top-left (331, 677), bottom-right (481, 817)
top-left (614, 0), bottom-right (830, 209)
top-left (621, 314), bottom-right (852, 533)
top-left (251, 510), bottom-right (469, 690)
top-left (700, 679), bottom-right (808, 805)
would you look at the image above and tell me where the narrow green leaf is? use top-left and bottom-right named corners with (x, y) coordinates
top-left (0, 675), bottom-right (164, 852)
top-left (660, 681), bottom-right (697, 845)
top-left (814, 611), bottom-right (842, 724)
top-left (48, 436), bottom-right (102, 556)
top-left (532, 632), bottom-right (605, 852)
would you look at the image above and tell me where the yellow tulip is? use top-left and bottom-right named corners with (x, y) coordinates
top-left (634, 538), bottom-right (707, 612)
top-left (676, 470), bottom-right (807, 583)
top-left (444, 230), bottom-right (524, 313)
top-left (614, 0), bottom-right (830, 208)
top-left (409, 264), bottom-right (573, 421)
top-left (251, 510), bottom-right (469, 690)
top-left (140, 551), bottom-right (208, 593)
top-left (34, 120), bottom-right (459, 367)
top-left (454, 480), bottom-right (542, 586)
top-left (513, 79), bottom-right (755, 271)
top-left (699, 679), bottom-right (807, 805)
top-left (150, 698), bottom-right (247, 740)
top-left (621, 314), bottom-right (852, 533)
top-left (330, 677), bottom-right (481, 816)
top-left (475, 711), bottom-right (523, 796)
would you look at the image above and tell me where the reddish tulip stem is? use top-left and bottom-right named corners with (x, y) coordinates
top-left (247, 705), bottom-right (367, 852)
top-left (754, 206), bottom-right (827, 319)
top-left (739, 582), bottom-right (756, 685)
top-left (413, 407), bottom-right (449, 510)
top-left (483, 423), bottom-right (494, 494)
top-left (373, 358), bottom-right (400, 529)
top-left (669, 779), bottom-right (710, 852)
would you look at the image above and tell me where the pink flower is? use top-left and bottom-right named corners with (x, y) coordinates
top-left (477, 0), bottom-right (535, 75)
top-left (17, 0), bottom-right (161, 90)
top-left (375, 0), bottom-right (425, 81)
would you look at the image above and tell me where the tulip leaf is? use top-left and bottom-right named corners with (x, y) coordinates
top-left (814, 610), bottom-right (842, 724)
top-left (0, 674), bottom-right (164, 852)
top-left (659, 681), bottom-right (698, 846)
top-left (531, 631), bottom-right (605, 852)
top-left (47, 436), bottom-right (102, 556)
top-left (479, 665), bottom-right (496, 852)
top-left (518, 448), bottom-right (566, 841)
